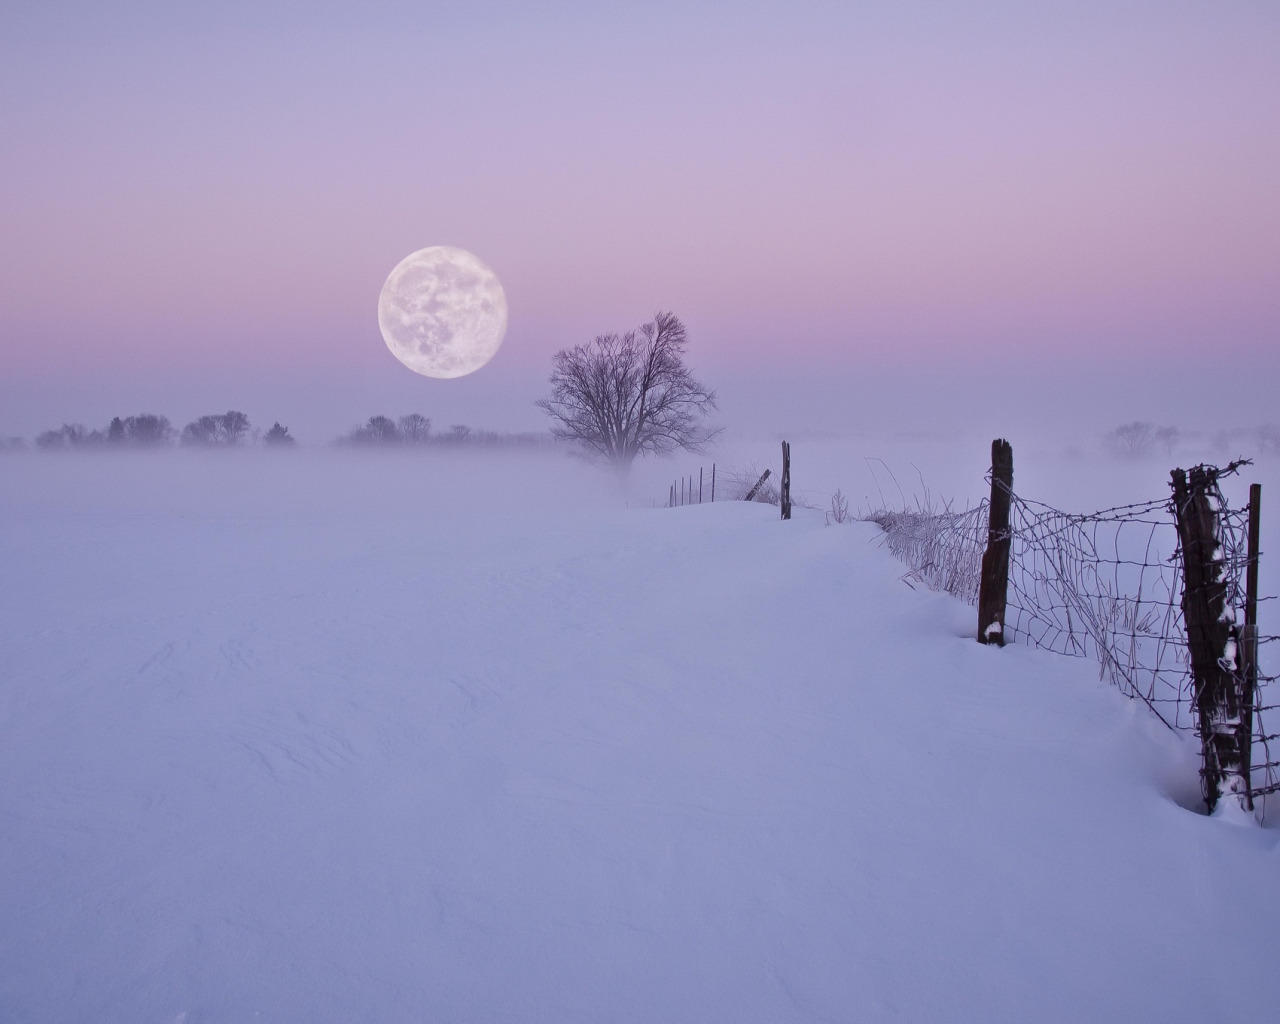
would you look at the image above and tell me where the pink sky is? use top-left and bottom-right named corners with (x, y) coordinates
top-left (2, 1), bottom-right (1277, 438)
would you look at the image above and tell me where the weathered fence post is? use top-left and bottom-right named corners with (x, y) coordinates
top-left (744, 468), bottom-right (771, 502)
top-left (1171, 465), bottom-right (1250, 813)
top-left (1239, 483), bottom-right (1262, 806)
top-left (699, 467), bottom-right (704, 504)
top-left (711, 463), bottom-right (716, 502)
top-left (977, 439), bottom-right (1014, 646)
top-left (781, 441), bottom-right (792, 520)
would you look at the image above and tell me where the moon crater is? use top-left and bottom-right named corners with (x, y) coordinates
top-left (378, 246), bottom-right (508, 378)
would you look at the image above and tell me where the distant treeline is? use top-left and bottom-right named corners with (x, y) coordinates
top-left (5, 411), bottom-right (553, 452)
top-left (337, 415), bottom-right (554, 451)
top-left (23, 412), bottom-right (295, 450)
top-left (1101, 421), bottom-right (1280, 460)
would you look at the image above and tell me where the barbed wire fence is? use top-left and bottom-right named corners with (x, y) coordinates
top-left (867, 445), bottom-right (1278, 818)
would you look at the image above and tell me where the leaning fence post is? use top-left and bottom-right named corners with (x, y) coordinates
top-left (744, 468), bottom-right (771, 502)
top-left (781, 441), bottom-right (792, 520)
top-left (977, 439), bottom-right (1014, 646)
top-left (1171, 466), bottom-right (1250, 813)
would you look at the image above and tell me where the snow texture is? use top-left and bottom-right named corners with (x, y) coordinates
top-left (2, 450), bottom-right (1278, 1023)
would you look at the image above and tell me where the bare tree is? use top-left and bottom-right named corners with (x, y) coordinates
top-left (536, 311), bottom-right (719, 471)
top-left (366, 416), bottom-right (399, 444)
top-left (1103, 421), bottom-right (1157, 458)
top-left (61, 424), bottom-right (90, 447)
top-left (35, 424), bottom-right (92, 450)
top-left (218, 411), bottom-right (251, 445)
top-left (181, 411), bottom-right (250, 446)
top-left (343, 415), bottom-right (400, 446)
top-left (123, 414), bottom-right (173, 447)
top-left (181, 415), bottom-right (221, 446)
top-left (398, 413), bottom-right (431, 445)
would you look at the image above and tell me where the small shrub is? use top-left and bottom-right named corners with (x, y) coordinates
top-left (826, 489), bottom-right (850, 525)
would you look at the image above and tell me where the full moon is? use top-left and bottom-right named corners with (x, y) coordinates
top-left (377, 246), bottom-right (508, 379)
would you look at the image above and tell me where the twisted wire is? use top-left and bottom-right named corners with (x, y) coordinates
top-left (870, 473), bottom-right (1278, 805)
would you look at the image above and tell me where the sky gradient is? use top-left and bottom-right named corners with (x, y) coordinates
top-left (2, 1), bottom-right (1278, 440)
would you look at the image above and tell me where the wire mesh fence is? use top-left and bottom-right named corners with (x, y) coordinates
top-left (869, 465), bottom-right (1279, 813)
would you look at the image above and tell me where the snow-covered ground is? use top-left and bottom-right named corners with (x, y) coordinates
top-left (2, 447), bottom-right (1278, 1023)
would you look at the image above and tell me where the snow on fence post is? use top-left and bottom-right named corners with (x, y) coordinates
top-left (977, 438), bottom-right (1014, 646)
top-left (1171, 465), bottom-right (1251, 813)
top-left (781, 441), bottom-right (792, 520)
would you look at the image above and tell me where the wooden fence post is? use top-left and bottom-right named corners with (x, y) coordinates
top-left (711, 463), bottom-right (716, 502)
top-left (1171, 466), bottom-right (1250, 813)
top-left (977, 439), bottom-right (1014, 646)
top-left (781, 441), bottom-right (792, 520)
top-left (744, 468), bottom-right (771, 502)
top-left (1239, 483), bottom-right (1262, 807)
top-left (699, 468), bottom-right (704, 504)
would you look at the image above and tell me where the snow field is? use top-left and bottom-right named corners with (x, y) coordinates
top-left (1, 450), bottom-right (1278, 1023)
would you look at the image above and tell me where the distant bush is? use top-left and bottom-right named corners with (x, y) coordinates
top-left (263, 422), bottom-right (296, 446)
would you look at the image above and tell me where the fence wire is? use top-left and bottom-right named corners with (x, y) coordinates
top-left (869, 474), bottom-right (1279, 810)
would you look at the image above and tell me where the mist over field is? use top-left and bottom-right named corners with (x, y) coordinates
top-left (4, 439), bottom-right (1280, 1022)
